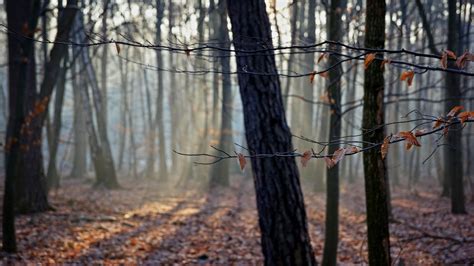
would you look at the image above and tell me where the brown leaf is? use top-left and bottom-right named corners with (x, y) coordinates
top-left (318, 53), bottom-right (328, 63)
top-left (115, 43), bottom-right (121, 55)
top-left (309, 72), bottom-right (316, 84)
top-left (381, 136), bottom-right (390, 160)
top-left (458, 111), bottom-right (473, 125)
top-left (380, 59), bottom-right (391, 69)
top-left (324, 157), bottom-right (336, 169)
top-left (400, 70), bottom-right (415, 86)
top-left (331, 148), bottom-right (346, 165)
top-left (364, 53), bottom-right (376, 69)
top-left (447, 105), bottom-right (464, 118)
top-left (440, 52), bottom-right (448, 69)
top-left (237, 153), bottom-right (246, 171)
top-left (301, 150), bottom-right (312, 167)
top-left (445, 49), bottom-right (457, 59)
top-left (398, 131), bottom-right (421, 149)
top-left (345, 146), bottom-right (359, 154)
top-left (319, 71), bottom-right (329, 78)
top-left (433, 117), bottom-right (444, 129)
top-left (456, 51), bottom-right (469, 69)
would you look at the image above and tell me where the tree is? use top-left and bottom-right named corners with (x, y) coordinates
top-left (445, 0), bottom-right (466, 214)
top-left (4, 0), bottom-right (50, 215)
top-left (362, 0), bottom-right (391, 265)
top-left (227, 0), bottom-right (316, 264)
top-left (322, 0), bottom-right (344, 264)
top-left (209, 0), bottom-right (232, 187)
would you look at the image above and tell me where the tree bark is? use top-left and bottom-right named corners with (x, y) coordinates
top-left (445, 0), bottom-right (466, 214)
top-left (362, 0), bottom-right (391, 265)
top-left (227, 1), bottom-right (316, 264)
top-left (322, 0), bottom-right (344, 264)
top-left (210, 0), bottom-right (232, 187)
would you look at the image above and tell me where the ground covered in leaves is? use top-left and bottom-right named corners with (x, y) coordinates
top-left (0, 176), bottom-right (473, 264)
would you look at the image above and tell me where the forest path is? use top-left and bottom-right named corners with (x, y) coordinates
top-left (0, 176), bottom-right (473, 264)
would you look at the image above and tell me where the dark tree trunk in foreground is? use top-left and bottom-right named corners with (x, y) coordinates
top-left (362, 0), bottom-right (391, 265)
top-left (227, 0), bottom-right (316, 264)
top-left (5, 0), bottom-right (51, 216)
top-left (445, 0), bottom-right (466, 214)
top-left (3, 0), bottom-right (41, 251)
top-left (210, 0), bottom-right (232, 187)
top-left (322, 0), bottom-right (343, 264)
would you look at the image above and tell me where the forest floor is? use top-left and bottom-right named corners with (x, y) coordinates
top-left (0, 176), bottom-right (473, 264)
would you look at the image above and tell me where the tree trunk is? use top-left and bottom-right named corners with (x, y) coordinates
top-left (362, 0), bottom-right (391, 265)
top-left (227, 1), bottom-right (316, 264)
top-left (209, 0), bottom-right (232, 187)
top-left (322, 0), bottom-right (344, 264)
top-left (445, 0), bottom-right (466, 214)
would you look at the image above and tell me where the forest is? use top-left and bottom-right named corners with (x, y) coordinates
top-left (0, 0), bottom-right (473, 264)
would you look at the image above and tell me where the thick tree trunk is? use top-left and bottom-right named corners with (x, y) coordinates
top-left (322, 0), bottom-right (343, 265)
top-left (6, 0), bottom-right (52, 215)
top-left (445, 0), bottom-right (466, 214)
top-left (362, 0), bottom-right (391, 265)
top-left (227, 1), bottom-right (316, 264)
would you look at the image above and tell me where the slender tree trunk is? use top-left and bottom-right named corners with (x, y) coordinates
top-left (227, 1), bottom-right (316, 264)
top-left (362, 0), bottom-right (391, 265)
top-left (70, 56), bottom-right (87, 178)
top-left (322, 0), bottom-right (344, 264)
top-left (445, 0), bottom-right (466, 214)
top-left (46, 54), bottom-right (68, 189)
top-left (209, 0), bottom-right (232, 187)
top-left (155, 0), bottom-right (168, 179)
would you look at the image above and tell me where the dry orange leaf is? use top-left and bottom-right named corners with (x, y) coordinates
top-left (345, 146), bottom-right (360, 154)
top-left (318, 53), bottom-right (328, 63)
top-left (324, 157), bottom-right (336, 169)
top-left (398, 131), bottom-right (421, 150)
top-left (445, 49), bottom-right (457, 59)
top-left (364, 53), bottom-right (376, 69)
top-left (115, 43), bottom-right (121, 55)
top-left (440, 52), bottom-right (448, 69)
top-left (458, 111), bottom-right (473, 125)
top-left (381, 59), bottom-right (391, 69)
top-left (237, 153), bottom-right (246, 171)
top-left (331, 148), bottom-right (346, 165)
top-left (319, 71), bottom-right (329, 78)
top-left (447, 105), bottom-right (464, 117)
top-left (456, 51), bottom-right (470, 69)
top-left (381, 136), bottom-right (390, 160)
top-left (400, 70), bottom-right (415, 86)
top-left (309, 72), bottom-right (316, 84)
top-left (301, 150), bottom-right (312, 167)
top-left (433, 117), bottom-right (444, 129)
